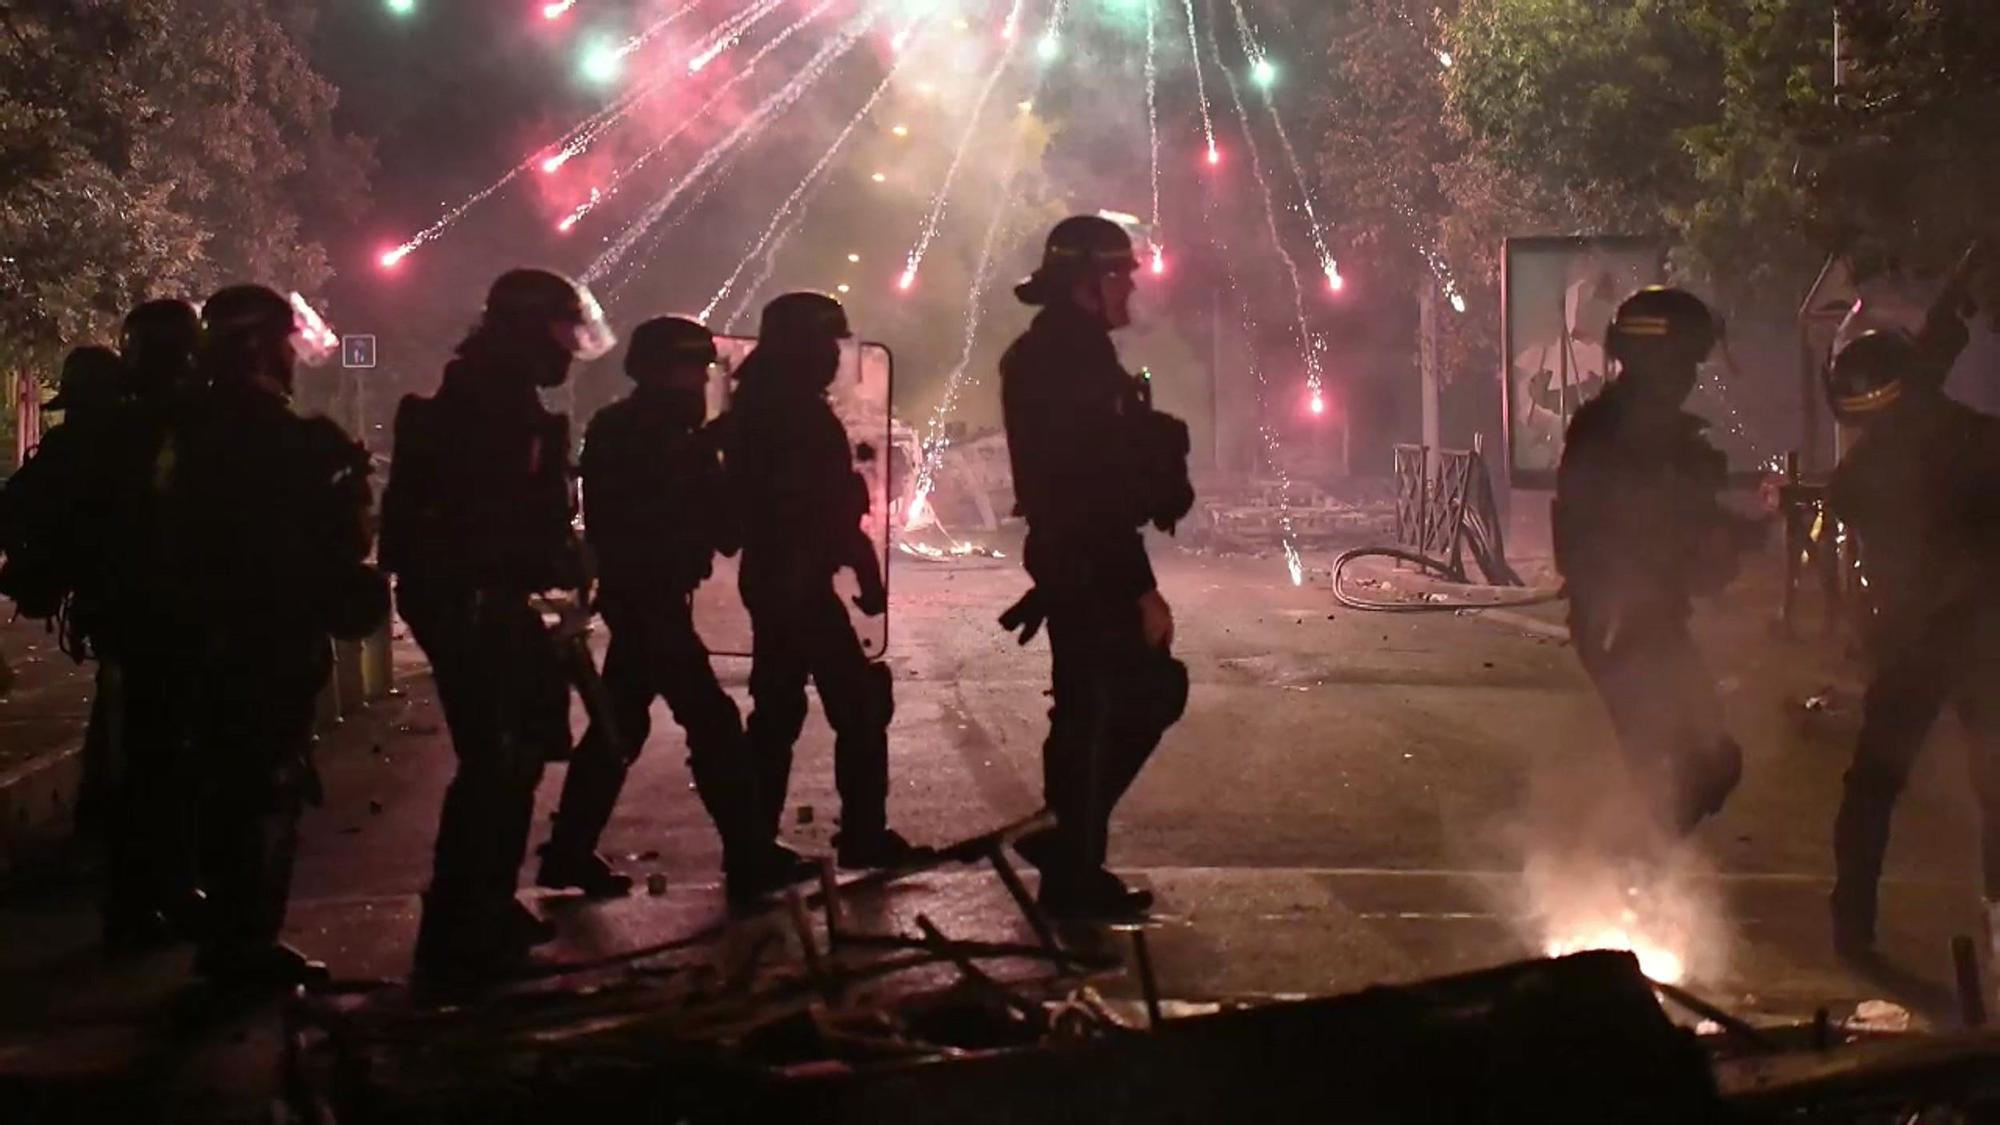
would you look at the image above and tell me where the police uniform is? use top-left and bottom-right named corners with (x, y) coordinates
top-left (726, 293), bottom-right (922, 869)
top-left (544, 317), bottom-right (801, 901)
top-left (1553, 288), bottom-right (1750, 835)
top-left (166, 285), bottom-right (384, 985)
top-left (1824, 320), bottom-right (2000, 955)
top-left (383, 270), bottom-right (608, 980)
top-left (1000, 216), bottom-right (1194, 919)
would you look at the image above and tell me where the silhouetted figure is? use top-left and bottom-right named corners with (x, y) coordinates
top-left (382, 269), bottom-right (611, 986)
top-left (724, 292), bottom-right (927, 869)
top-left (543, 316), bottom-right (811, 905)
top-left (1823, 311), bottom-right (2000, 960)
top-left (164, 285), bottom-right (384, 988)
top-left (1554, 287), bottom-right (1759, 837)
top-left (999, 215), bottom-right (1194, 921)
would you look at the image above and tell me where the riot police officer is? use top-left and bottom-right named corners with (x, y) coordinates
top-left (122, 298), bottom-right (204, 406)
top-left (1823, 315), bottom-right (2000, 959)
top-left (382, 269), bottom-right (611, 985)
top-left (166, 285), bottom-right (385, 987)
top-left (543, 316), bottom-right (810, 904)
top-left (1554, 287), bottom-right (1758, 837)
top-left (998, 215), bottom-right (1194, 921)
top-left (725, 292), bottom-right (927, 869)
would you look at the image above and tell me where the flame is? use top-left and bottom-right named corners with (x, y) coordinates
top-left (1544, 928), bottom-right (1686, 985)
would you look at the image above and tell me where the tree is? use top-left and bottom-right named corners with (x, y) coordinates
top-left (0, 0), bottom-right (370, 387)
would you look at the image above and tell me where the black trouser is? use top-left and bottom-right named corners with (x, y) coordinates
top-left (548, 591), bottom-right (767, 864)
top-left (1832, 608), bottom-right (2000, 941)
top-left (742, 580), bottom-right (892, 839)
top-left (101, 649), bottom-right (200, 931)
top-left (1040, 595), bottom-right (1188, 875)
top-left (402, 583), bottom-right (568, 944)
top-left (188, 665), bottom-right (319, 962)
top-left (1570, 602), bottom-right (1742, 834)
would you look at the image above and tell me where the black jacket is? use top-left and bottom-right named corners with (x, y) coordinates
top-left (1000, 304), bottom-right (1191, 604)
top-left (721, 349), bottom-right (873, 594)
top-left (581, 387), bottom-right (733, 600)
top-left (1554, 380), bottom-right (1742, 627)
top-left (381, 352), bottom-right (575, 595)
top-left (1831, 393), bottom-right (2000, 656)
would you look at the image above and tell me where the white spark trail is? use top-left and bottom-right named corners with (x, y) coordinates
top-left (700, 9), bottom-right (940, 321)
top-left (562, 0), bottom-right (852, 236)
top-left (1227, 0), bottom-right (1339, 289)
top-left (584, 4), bottom-right (884, 282)
top-left (1213, 28), bottom-right (1322, 398)
top-left (1181, 0), bottom-right (1217, 160)
top-left (896, 0), bottom-right (1029, 289)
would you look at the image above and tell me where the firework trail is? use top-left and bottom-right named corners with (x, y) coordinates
top-left (1181, 0), bottom-right (1217, 162)
top-left (1227, 0), bottom-right (1339, 290)
top-left (1212, 23), bottom-right (1323, 401)
top-left (561, 0), bottom-right (854, 236)
top-left (1145, 0), bottom-right (1163, 270)
top-left (584, 5), bottom-right (883, 282)
top-left (896, 0), bottom-right (1029, 290)
top-left (700, 9), bottom-right (940, 321)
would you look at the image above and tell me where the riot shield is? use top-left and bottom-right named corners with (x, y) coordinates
top-left (689, 336), bottom-right (894, 661)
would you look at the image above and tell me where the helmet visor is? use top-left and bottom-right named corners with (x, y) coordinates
top-left (288, 292), bottom-right (340, 367)
top-left (568, 283), bottom-right (618, 361)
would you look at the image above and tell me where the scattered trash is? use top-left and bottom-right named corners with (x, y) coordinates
top-left (647, 873), bottom-right (668, 896)
top-left (1848, 999), bottom-right (1912, 1033)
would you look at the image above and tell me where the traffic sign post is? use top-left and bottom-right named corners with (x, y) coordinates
top-left (341, 334), bottom-right (377, 370)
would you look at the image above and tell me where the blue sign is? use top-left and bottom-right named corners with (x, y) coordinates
top-left (341, 334), bottom-right (377, 370)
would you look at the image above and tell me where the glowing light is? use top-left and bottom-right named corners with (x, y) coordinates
top-left (1545, 930), bottom-right (1686, 985)
top-left (891, 124), bottom-right (909, 137)
top-left (289, 292), bottom-right (338, 355)
top-left (379, 247), bottom-right (410, 269)
top-left (837, 283), bottom-right (851, 294)
top-left (1285, 543), bottom-right (1304, 587)
top-left (581, 41), bottom-right (624, 84)
top-left (1150, 246), bottom-right (1165, 275)
top-left (1206, 146), bottom-right (1220, 166)
top-left (1018, 100), bottom-right (1034, 113)
top-left (540, 148), bottom-right (577, 173)
top-left (1251, 58), bottom-right (1276, 87)
top-left (897, 268), bottom-right (916, 291)
top-left (1436, 49), bottom-right (1453, 68)
top-left (1309, 392), bottom-right (1325, 416)
top-left (871, 171), bottom-right (888, 183)
top-left (1450, 292), bottom-right (1467, 313)
top-left (543, 0), bottom-right (576, 18)
top-left (1037, 32), bottom-right (1059, 61)
top-left (1326, 264), bottom-right (1344, 292)
top-left (385, 0), bottom-right (415, 15)
top-left (846, 252), bottom-right (861, 263)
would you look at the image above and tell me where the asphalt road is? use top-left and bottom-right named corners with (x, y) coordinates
top-left (5, 535), bottom-right (1993, 1080)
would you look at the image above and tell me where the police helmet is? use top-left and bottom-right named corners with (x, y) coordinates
top-left (1604, 286), bottom-right (1719, 370)
top-left (1015, 215), bottom-right (1141, 306)
top-left (121, 299), bottom-right (201, 369)
top-left (626, 316), bottom-right (718, 377)
top-left (203, 285), bottom-right (296, 345)
top-left (758, 291), bottom-right (852, 345)
top-left (44, 346), bottom-right (126, 412)
top-left (483, 268), bottom-right (617, 360)
top-left (1826, 329), bottom-right (1916, 419)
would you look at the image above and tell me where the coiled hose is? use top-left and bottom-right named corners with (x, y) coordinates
top-left (1330, 546), bottom-right (1567, 613)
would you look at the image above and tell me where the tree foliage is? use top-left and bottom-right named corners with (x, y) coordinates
top-left (0, 0), bottom-right (370, 378)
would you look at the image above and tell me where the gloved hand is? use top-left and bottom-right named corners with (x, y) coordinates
top-left (999, 588), bottom-right (1048, 646)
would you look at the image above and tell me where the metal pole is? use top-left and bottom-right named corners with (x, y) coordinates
top-left (1211, 286), bottom-right (1225, 473)
top-left (1419, 285), bottom-right (1440, 481)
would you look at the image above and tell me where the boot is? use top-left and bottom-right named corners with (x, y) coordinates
top-left (1038, 868), bottom-right (1154, 923)
top-left (725, 841), bottom-right (817, 909)
top-left (536, 846), bottom-right (634, 899)
top-left (834, 827), bottom-right (935, 870)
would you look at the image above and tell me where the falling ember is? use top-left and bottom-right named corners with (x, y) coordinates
top-left (1150, 246), bottom-right (1166, 275)
top-left (1326, 265), bottom-right (1345, 292)
top-left (1206, 146), bottom-right (1221, 166)
top-left (898, 268), bottom-right (916, 291)
top-left (379, 246), bottom-right (412, 269)
top-left (540, 148), bottom-right (577, 173)
top-left (1309, 393), bottom-right (1325, 416)
top-left (1284, 543), bottom-right (1304, 587)
top-left (543, 0), bottom-right (576, 18)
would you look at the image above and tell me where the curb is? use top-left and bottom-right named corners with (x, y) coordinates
top-left (0, 742), bottom-right (82, 885)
